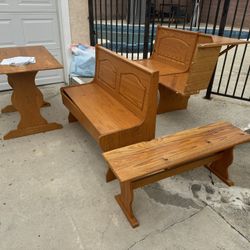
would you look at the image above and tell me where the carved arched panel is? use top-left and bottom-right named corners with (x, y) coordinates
top-left (119, 73), bottom-right (146, 110)
top-left (98, 59), bottom-right (117, 89)
top-left (156, 37), bottom-right (190, 64)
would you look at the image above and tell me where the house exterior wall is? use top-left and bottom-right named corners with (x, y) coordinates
top-left (201, 0), bottom-right (250, 29)
top-left (155, 0), bottom-right (249, 28)
top-left (67, 0), bottom-right (249, 45)
top-left (98, 0), bottom-right (249, 29)
top-left (68, 0), bottom-right (90, 44)
top-left (94, 0), bottom-right (127, 19)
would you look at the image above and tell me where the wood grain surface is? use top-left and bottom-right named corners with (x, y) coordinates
top-left (0, 46), bottom-right (62, 74)
top-left (61, 45), bottom-right (159, 156)
top-left (0, 46), bottom-right (63, 139)
top-left (135, 26), bottom-right (249, 113)
top-left (104, 121), bottom-right (250, 183)
top-left (104, 121), bottom-right (250, 227)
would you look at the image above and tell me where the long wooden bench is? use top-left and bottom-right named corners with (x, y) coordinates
top-left (136, 26), bottom-right (249, 113)
top-left (61, 45), bottom-right (159, 180)
top-left (103, 121), bottom-right (250, 228)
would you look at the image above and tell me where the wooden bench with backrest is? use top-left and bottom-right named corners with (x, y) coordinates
top-left (61, 45), bottom-right (159, 180)
top-left (103, 121), bottom-right (250, 228)
top-left (136, 26), bottom-right (249, 113)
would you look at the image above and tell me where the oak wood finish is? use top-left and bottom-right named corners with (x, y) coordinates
top-left (0, 46), bottom-right (62, 74)
top-left (103, 121), bottom-right (250, 227)
top-left (61, 46), bottom-right (159, 179)
top-left (0, 46), bottom-right (63, 139)
top-left (157, 84), bottom-right (190, 113)
top-left (205, 148), bottom-right (234, 186)
top-left (1, 101), bottom-right (50, 113)
top-left (136, 27), bottom-right (250, 113)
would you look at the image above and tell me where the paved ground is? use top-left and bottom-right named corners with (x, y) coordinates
top-left (0, 83), bottom-right (250, 250)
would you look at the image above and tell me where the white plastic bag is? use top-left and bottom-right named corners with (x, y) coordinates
top-left (70, 44), bottom-right (95, 77)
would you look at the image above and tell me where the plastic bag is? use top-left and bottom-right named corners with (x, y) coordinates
top-left (70, 44), bottom-right (95, 77)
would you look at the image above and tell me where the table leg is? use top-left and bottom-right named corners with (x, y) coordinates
top-left (3, 72), bottom-right (62, 140)
top-left (1, 101), bottom-right (50, 113)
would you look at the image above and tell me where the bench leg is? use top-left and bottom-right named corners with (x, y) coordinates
top-left (106, 168), bottom-right (117, 182)
top-left (206, 148), bottom-right (234, 186)
top-left (68, 112), bottom-right (78, 123)
top-left (115, 181), bottom-right (139, 228)
top-left (157, 85), bottom-right (190, 114)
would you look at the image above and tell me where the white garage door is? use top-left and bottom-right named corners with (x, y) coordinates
top-left (0, 0), bottom-right (64, 91)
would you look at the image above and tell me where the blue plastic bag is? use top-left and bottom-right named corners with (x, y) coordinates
top-left (70, 44), bottom-right (95, 77)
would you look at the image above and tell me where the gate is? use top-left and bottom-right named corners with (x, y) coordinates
top-left (88, 0), bottom-right (250, 101)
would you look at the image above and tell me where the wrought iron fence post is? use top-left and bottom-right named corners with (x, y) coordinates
top-left (218, 0), bottom-right (231, 36)
top-left (143, 0), bottom-right (151, 59)
top-left (205, 0), bottom-right (231, 99)
top-left (88, 0), bottom-right (96, 46)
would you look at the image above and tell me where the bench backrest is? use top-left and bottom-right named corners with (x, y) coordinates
top-left (184, 33), bottom-right (221, 95)
top-left (152, 27), bottom-right (247, 95)
top-left (152, 26), bottom-right (199, 72)
top-left (95, 45), bottom-right (159, 120)
top-left (154, 29), bottom-right (221, 95)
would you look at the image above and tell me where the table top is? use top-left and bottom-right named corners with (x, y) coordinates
top-left (0, 46), bottom-right (63, 74)
top-left (199, 35), bottom-right (250, 48)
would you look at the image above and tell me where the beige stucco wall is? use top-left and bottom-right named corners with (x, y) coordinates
top-left (68, 0), bottom-right (90, 44)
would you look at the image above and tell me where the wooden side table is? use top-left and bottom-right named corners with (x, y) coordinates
top-left (0, 46), bottom-right (63, 140)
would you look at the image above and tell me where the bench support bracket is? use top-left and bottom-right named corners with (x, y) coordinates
top-left (68, 112), bottom-right (78, 123)
top-left (115, 181), bottom-right (139, 228)
top-left (157, 85), bottom-right (190, 114)
top-left (205, 148), bottom-right (234, 186)
top-left (115, 150), bottom-right (235, 228)
top-left (106, 168), bottom-right (117, 182)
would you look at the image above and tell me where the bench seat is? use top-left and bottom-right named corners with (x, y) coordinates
top-left (103, 121), bottom-right (250, 227)
top-left (62, 83), bottom-right (141, 138)
top-left (136, 59), bottom-right (184, 75)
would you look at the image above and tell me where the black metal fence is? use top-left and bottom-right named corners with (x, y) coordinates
top-left (88, 0), bottom-right (250, 102)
